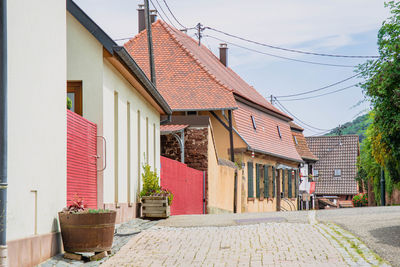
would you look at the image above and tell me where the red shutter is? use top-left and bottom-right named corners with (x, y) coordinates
top-left (67, 110), bottom-right (97, 208)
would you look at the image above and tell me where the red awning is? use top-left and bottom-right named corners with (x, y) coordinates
top-left (160, 124), bottom-right (188, 134)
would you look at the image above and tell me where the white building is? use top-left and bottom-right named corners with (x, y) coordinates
top-left (5, 0), bottom-right (170, 265)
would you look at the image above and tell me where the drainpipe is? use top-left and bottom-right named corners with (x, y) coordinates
top-left (143, 0), bottom-right (156, 86)
top-left (0, 0), bottom-right (7, 263)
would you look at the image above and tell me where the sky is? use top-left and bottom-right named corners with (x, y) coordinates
top-left (74, 0), bottom-right (390, 136)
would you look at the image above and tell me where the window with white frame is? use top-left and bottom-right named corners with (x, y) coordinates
top-left (334, 169), bottom-right (341, 177)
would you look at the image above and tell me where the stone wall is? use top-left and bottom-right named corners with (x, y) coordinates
top-left (161, 127), bottom-right (208, 171)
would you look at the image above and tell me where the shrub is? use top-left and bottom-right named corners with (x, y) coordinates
top-left (139, 163), bottom-right (173, 205)
top-left (352, 193), bottom-right (368, 207)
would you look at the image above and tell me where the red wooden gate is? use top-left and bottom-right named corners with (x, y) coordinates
top-left (160, 156), bottom-right (204, 215)
top-left (67, 110), bottom-right (97, 208)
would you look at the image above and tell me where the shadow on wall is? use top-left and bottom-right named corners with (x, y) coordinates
top-left (370, 225), bottom-right (400, 248)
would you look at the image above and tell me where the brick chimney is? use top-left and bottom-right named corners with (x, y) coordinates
top-left (138, 4), bottom-right (145, 33)
top-left (219, 43), bottom-right (228, 67)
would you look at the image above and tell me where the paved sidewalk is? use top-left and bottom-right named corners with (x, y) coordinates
top-left (102, 218), bottom-right (388, 267)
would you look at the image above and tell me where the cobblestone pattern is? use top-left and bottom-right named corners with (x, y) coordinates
top-left (102, 223), bottom-right (348, 267)
top-left (316, 223), bottom-right (390, 267)
top-left (39, 219), bottom-right (158, 267)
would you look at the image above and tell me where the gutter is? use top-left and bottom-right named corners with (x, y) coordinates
top-left (160, 114), bottom-right (171, 125)
top-left (0, 0), bottom-right (7, 253)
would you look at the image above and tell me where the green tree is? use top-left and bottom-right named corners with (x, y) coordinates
top-left (357, 1), bottom-right (400, 183)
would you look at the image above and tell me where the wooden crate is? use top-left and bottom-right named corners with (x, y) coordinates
top-left (141, 196), bottom-right (170, 218)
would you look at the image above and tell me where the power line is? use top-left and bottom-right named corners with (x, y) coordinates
top-left (162, 0), bottom-right (186, 29)
top-left (205, 27), bottom-right (379, 59)
top-left (151, 0), bottom-right (177, 28)
top-left (204, 35), bottom-right (356, 68)
top-left (274, 98), bottom-right (330, 131)
top-left (275, 73), bottom-right (359, 98)
top-left (278, 83), bottom-right (358, 101)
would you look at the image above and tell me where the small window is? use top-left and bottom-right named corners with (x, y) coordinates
top-left (334, 169), bottom-right (341, 177)
top-left (251, 115), bottom-right (256, 130)
top-left (186, 111), bottom-right (198, 116)
top-left (313, 170), bottom-right (319, 177)
top-left (293, 136), bottom-right (298, 145)
top-left (277, 126), bottom-right (282, 138)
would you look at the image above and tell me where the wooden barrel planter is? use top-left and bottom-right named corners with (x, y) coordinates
top-left (141, 196), bottom-right (170, 218)
top-left (58, 210), bottom-right (116, 253)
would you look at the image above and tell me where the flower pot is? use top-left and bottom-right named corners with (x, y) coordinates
top-left (141, 196), bottom-right (170, 218)
top-left (58, 211), bottom-right (116, 253)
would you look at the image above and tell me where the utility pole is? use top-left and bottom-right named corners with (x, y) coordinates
top-left (196, 23), bottom-right (203, 46)
top-left (270, 95), bottom-right (274, 105)
top-left (144, 0), bottom-right (156, 85)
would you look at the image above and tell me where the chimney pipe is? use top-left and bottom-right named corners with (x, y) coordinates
top-left (150, 10), bottom-right (157, 23)
top-left (138, 4), bottom-right (145, 33)
top-left (219, 43), bottom-right (228, 67)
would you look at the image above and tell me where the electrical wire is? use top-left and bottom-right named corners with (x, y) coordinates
top-left (205, 27), bottom-right (379, 59)
top-left (162, 0), bottom-right (187, 29)
top-left (277, 83), bottom-right (358, 101)
top-left (151, 0), bottom-right (177, 29)
top-left (204, 35), bottom-right (356, 68)
top-left (274, 98), bottom-right (330, 131)
top-left (275, 73), bottom-right (359, 98)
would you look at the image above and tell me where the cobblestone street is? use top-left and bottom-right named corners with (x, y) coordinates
top-left (102, 215), bottom-right (388, 267)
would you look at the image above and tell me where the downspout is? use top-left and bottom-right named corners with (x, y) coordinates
top-left (160, 114), bottom-right (171, 125)
top-left (0, 0), bottom-right (7, 262)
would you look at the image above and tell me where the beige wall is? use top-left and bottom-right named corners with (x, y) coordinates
top-left (102, 59), bottom-right (160, 207)
top-left (240, 153), bottom-right (298, 213)
top-left (207, 125), bottom-right (236, 213)
top-left (7, 0), bottom-right (67, 241)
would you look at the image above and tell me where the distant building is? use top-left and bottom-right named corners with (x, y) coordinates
top-left (289, 122), bottom-right (318, 209)
top-left (306, 135), bottom-right (360, 208)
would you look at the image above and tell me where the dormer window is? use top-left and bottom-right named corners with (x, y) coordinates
top-left (251, 115), bottom-right (256, 130)
top-left (334, 169), bottom-right (341, 177)
top-left (293, 136), bottom-right (298, 145)
top-left (277, 126), bottom-right (282, 139)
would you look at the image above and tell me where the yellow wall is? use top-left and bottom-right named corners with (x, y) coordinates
top-left (207, 124), bottom-right (237, 213)
top-left (240, 152), bottom-right (298, 213)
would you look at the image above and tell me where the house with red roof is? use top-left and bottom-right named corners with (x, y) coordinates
top-left (125, 10), bottom-right (303, 213)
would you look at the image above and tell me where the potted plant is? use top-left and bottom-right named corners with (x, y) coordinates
top-left (140, 163), bottom-right (173, 218)
top-left (58, 196), bottom-right (116, 260)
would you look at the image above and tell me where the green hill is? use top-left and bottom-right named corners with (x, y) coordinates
top-left (325, 113), bottom-right (372, 142)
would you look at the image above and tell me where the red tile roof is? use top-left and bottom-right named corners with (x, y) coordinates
top-left (125, 21), bottom-right (236, 111)
top-left (234, 101), bottom-right (303, 162)
top-left (291, 130), bottom-right (318, 162)
top-left (160, 124), bottom-right (188, 133)
top-left (125, 20), bottom-right (290, 119)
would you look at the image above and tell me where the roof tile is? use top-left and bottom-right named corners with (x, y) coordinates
top-left (306, 135), bottom-right (359, 195)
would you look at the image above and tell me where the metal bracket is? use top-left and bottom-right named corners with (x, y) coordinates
top-left (96, 136), bottom-right (107, 172)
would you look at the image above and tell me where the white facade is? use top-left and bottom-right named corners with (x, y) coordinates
top-left (7, 0), bottom-right (67, 240)
top-left (67, 13), bottom-right (161, 209)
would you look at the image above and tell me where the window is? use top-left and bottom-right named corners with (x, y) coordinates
top-left (251, 115), bottom-right (256, 130)
top-left (334, 169), bottom-right (341, 177)
top-left (67, 81), bottom-right (82, 115)
top-left (186, 111), bottom-right (198, 116)
top-left (277, 126), bottom-right (282, 139)
top-left (293, 136), bottom-right (298, 145)
top-left (313, 169), bottom-right (319, 177)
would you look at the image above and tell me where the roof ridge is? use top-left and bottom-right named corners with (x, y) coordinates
top-left (158, 20), bottom-right (234, 93)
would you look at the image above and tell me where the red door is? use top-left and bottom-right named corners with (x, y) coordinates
top-left (67, 110), bottom-right (97, 208)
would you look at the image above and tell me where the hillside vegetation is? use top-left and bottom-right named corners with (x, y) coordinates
top-left (325, 113), bottom-right (372, 142)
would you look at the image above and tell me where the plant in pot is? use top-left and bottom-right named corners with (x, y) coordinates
top-left (58, 195), bottom-right (116, 261)
top-left (140, 163), bottom-right (173, 218)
